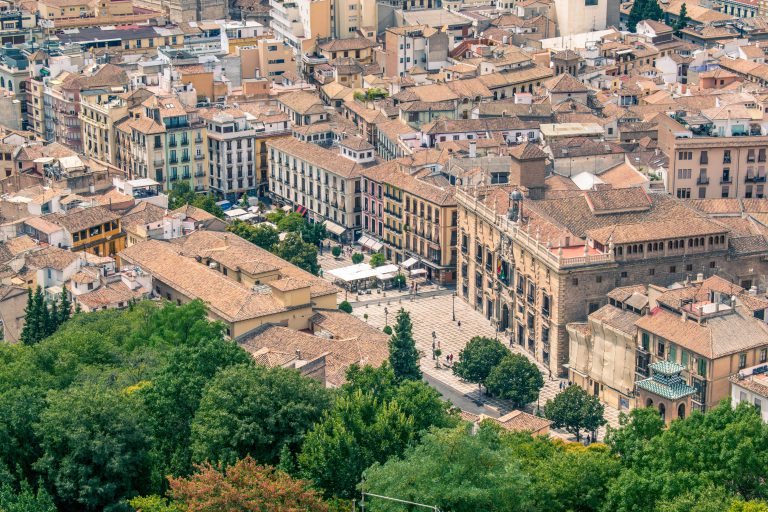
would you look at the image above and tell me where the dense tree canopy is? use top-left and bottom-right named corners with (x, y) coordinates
top-left (190, 364), bottom-right (332, 467)
top-left (3, 297), bottom-right (768, 512)
top-left (226, 220), bottom-right (280, 250)
top-left (485, 354), bottom-right (544, 408)
top-left (452, 336), bottom-right (509, 391)
top-left (273, 232), bottom-right (320, 275)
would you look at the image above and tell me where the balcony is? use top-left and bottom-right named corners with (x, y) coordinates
top-left (746, 175), bottom-right (767, 183)
top-left (720, 176), bottom-right (732, 184)
top-left (195, 154), bottom-right (205, 160)
top-left (169, 140), bottom-right (177, 147)
top-left (169, 158), bottom-right (178, 165)
top-left (153, 157), bottom-right (164, 166)
top-left (195, 171), bottom-right (206, 177)
top-left (696, 176), bottom-right (709, 185)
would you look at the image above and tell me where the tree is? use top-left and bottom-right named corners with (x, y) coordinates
top-left (544, 385), bottom-right (606, 441)
top-left (604, 407), bottom-right (664, 465)
top-left (351, 252), bottom-right (364, 264)
top-left (331, 246), bottom-right (342, 258)
top-left (0, 480), bottom-right (56, 512)
top-left (141, 336), bottom-right (253, 478)
top-left (274, 233), bottom-right (320, 275)
top-left (382, 325), bottom-right (392, 335)
top-left (452, 336), bottom-right (509, 392)
top-left (485, 354), bottom-right (544, 409)
top-left (238, 193), bottom-right (249, 209)
top-left (388, 309), bottom-right (421, 381)
top-left (190, 364), bottom-right (332, 467)
top-left (369, 253), bottom-right (386, 268)
top-left (169, 457), bottom-right (329, 512)
top-left (128, 495), bottom-right (184, 512)
top-left (338, 301), bottom-right (353, 313)
top-left (362, 424), bottom-right (529, 512)
top-left (276, 212), bottom-right (305, 233)
top-left (20, 287), bottom-right (38, 345)
top-left (299, 390), bottom-right (414, 498)
top-left (392, 273), bottom-right (406, 290)
top-left (33, 383), bottom-right (153, 510)
top-left (226, 221), bottom-right (279, 250)
top-left (603, 402), bottom-right (768, 511)
top-left (57, 287), bottom-right (71, 326)
top-left (301, 222), bottom-right (327, 246)
top-left (167, 182), bottom-right (224, 218)
top-left (673, 3), bottom-right (689, 36)
top-left (627, 0), bottom-right (664, 32)
top-left (265, 209), bottom-right (286, 224)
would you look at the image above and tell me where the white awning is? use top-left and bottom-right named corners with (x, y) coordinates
top-left (410, 268), bottom-right (427, 276)
top-left (324, 220), bottom-right (346, 236)
top-left (402, 257), bottom-right (418, 269)
top-left (281, 205), bottom-right (292, 211)
top-left (357, 235), bottom-right (371, 247)
top-left (371, 241), bottom-right (383, 251)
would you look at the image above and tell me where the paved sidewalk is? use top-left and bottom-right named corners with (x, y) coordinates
top-left (351, 294), bottom-right (620, 441)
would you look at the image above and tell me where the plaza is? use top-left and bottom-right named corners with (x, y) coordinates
top-left (349, 292), bottom-right (621, 440)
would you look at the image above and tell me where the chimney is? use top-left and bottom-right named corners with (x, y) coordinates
top-left (696, 272), bottom-right (704, 282)
top-left (469, 140), bottom-right (477, 158)
top-left (295, 349), bottom-right (302, 360)
top-left (681, 310), bottom-right (687, 322)
top-left (731, 295), bottom-right (737, 308)
top-left (750, 286), bottom-right (758, 296)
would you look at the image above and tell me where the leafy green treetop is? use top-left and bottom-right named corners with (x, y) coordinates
top-left (369, 253), bottom-right (386, 268)
top-left (452, 336), bottom-right (509, 392)
top-left (627, 0), bottom-right (664, 32)
top-left (273, 233), bottom-right (320, 275)
top-left (673, 3), bottom-right (689, 36)
top-left (485, 354), bottom-right (544, 409)
top-left (544, 385), bottom-right (606, 441)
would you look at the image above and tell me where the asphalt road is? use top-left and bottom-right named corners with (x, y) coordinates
top-left (422, 373), bottom-right (500, 418)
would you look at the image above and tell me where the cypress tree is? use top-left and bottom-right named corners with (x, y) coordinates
top-left (58, 287), bottom-right (71, 325)
top-left (20, 287), bottom-right (36, 344)
top-left (388, 309), bottom-right (421, 381)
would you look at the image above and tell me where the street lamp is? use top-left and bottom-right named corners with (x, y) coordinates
top-left (431, 331), bottom-right (437, 360)
top-left (452, 291), bottom-right (456, 321)
top-left (384, 307), bottom-right (388, 328)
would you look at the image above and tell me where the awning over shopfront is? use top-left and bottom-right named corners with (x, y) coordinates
top-left (324, 220), bottom-right (347, 236)
top-left (402, 257), bottom-right (418, 269)
top-left (410, 268), bottom-right (427, 276)
top-left (357, 235), bottom-right (372, 248)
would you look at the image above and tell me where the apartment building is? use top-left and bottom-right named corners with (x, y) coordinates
top-left (44, 64), bottom-right (128, 154)
top-left (249, 38), bottom-right (295, 81)
top-left (270, 0), bottom-right (332, 52)
top-left (329, 0), bottom-right (376, 38)
top-left (360, 150), bottom-right (458, 283)
top-left (119, 230), bottom-right (338, 337)
top-left (267, 135), bottom-right (371, 241)
top-left (115, 95), bottom-right (207, 192)
top-left (201, 108), bottom-right (258, 201)
top-left (658, 114), bottom-right (768, 199)
top-left (384, 25), bottom-right (450, 77)
top-left (457, 185), bottom-right (768, 376)
top-left (80, 89), bottom-right (153, 167)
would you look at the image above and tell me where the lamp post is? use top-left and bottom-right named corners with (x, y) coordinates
top-left (384, 307), bottom-right (389, 328)
top-left (431, 331), bottom-right (437, 360)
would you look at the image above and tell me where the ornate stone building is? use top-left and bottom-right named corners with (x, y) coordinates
top-left (457, 185), bottom-right (768, 376)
